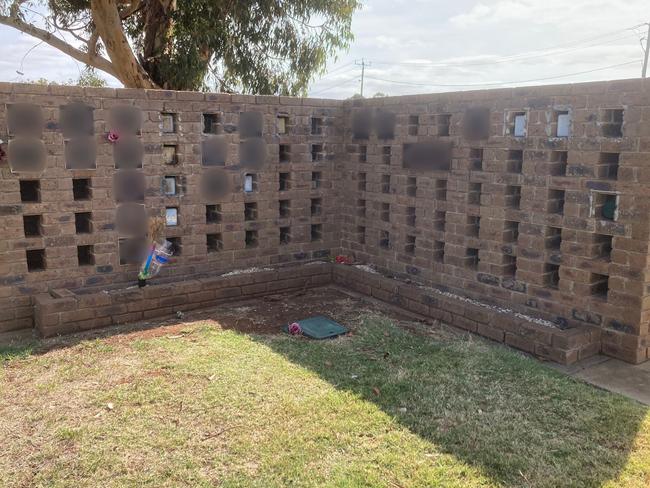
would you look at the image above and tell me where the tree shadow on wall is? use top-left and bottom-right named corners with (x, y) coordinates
top-left (257, 317), bottom-right (649, 487)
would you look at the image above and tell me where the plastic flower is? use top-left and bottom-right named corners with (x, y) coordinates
top-left (335, 255), bottom-right (353, 265)
top-left (107, 130), bottom-right (120, 143)
top-left (288, 322), bottom-right (302, 335)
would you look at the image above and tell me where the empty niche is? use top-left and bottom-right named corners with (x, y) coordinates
top-left (206, 204), bottom-right (222, 223)
top-left (504, 220), bottom-right (519, 243)
top-left (467, 215), bottom-right (480, 237)
top-left (279, 172), bottom-right (291, 191)
top-left (406, 206), bottom-right (416, 226)
top-left (381, 174), bottom-right (391, 194)
top-left (547, 189), bottom-right (565, 215)
top-left (165, 207), bottom-right (178, 226)
top-left (505, 185), bottom-right (521, 209)
top-left (113, 136), bottom-right (144, 169)
top-left (7, 103), bottom-right (43, 137)
top-left (311, 224), bottom-right (323, 241)
top-left (77, 245), bottom-right (95, 266)
top-left (23, 214), bottom-right (42, 237)
top-left (280, 226), bottom-right (291, 244)
top-left (375, 110), bottom-right (396, 139)
top-left (462, 108), bottom-right (490, 140)
top-left (351, 108), bottom-right (372, 139)
top-left (507, 150), bottom-right (523, 174)
top-left (160, 113), bottom-right (177, 133)
top-left (592, 191), bottom-right (618, 221)
top-left (239, 112), bottom-right (263, 138)
top-left (405, 235), bottom-right (416, 254)
top-left (402, 141), bottom-right (452, 171)
top-left (19, 180), bottom-right (40, 202)
top-left (311, 117), bottom-right (324, 135)
top-left (435, 179), bottom-right (447, 200)
top-left (119, 237), bottom-right (148, 265)
top-left (437, 114), bottom-right (452, 136)
top-left (381, 202), bottom-right (390, 222)
top-left (590, 273), bottom-right (609, 299)
top-left (359, 145), bottom-right (367, 163)
top-left (550, 151), bottom-right (568, 176)
top-left (75, 212), bottom-right (92, 234)
top-left (357, 199), bottom-right (366, 217)
top-left (279, 199), bottom-right (290, 218)
top-left (8, 139), bottom-right (46, 172)
top-left (201, 168), bottom-right (231, 199)
top-left (553, 110), bottom-right (570, 137)
top-left (201, 136), bottom-right (228, 167)
top-left (311, 198), bottom-right (322, 216)
top-left (110, 105), bottom-right (142, 134)
top-left (114, 170), bottom-right (146, 202)
top-left (311, 171), bottom-right (322, 189)
top-left (600, 109), bottom-right (623, 138)
top-left (26, 248), bottom-right (46, 272)
top-left (593, 234), bottom-right (613, 260)
top-left (73, 178), bottom-right (91, 200)
top-left (544, 263), bottom-right (560, 289)
top-left (116, 203), bottom-right (147, 236)
top-left (382, 146), bottom-right (391, 165)
top-left (470, 148), bottom-right (483, 171)
top-left (311, 144), bottom-right (324, 162)
top-left (163, 144), bottom-right (178, 165)
top-left (203, 113), bottom-right (221, 134)
top-left (207, 233), bottom-right (223, 253)
top-left (545, 226), bottom-right (562, 250)
top-left (60, 102), bottom-right (94, 137)
top-left (65, 137), bottom-right (97, 170)
top-left (433, 210), bottom-right (446, 231)
top-left (408, 115), bottom-right (419, 136)
top-left (503, 255), bottom-right (517, 277)
top-left (406, 176), bottom-right (417, 197)
top-left (240, 138), bottom-right (267, 170)
top-left (465, 248), bottom-right (479, 269)
top-left (379, 230), bottom-right (390, 249)
top-left (598, 152), bottom-right (619, 180)
top-left (433, 240), bottom-right (444, 262)
top-left (468, 182), bottom-right (481, 205)
top-left (357, 172), bottom-right (367, 191)
top-left (245, 230), bottom-right (258, 248)
top-left (357, 226), bottom-right (366, 244)
top-left (244, 202), bottom-right (257, 221)
top-left (279, 144), bottom-right (291, 163)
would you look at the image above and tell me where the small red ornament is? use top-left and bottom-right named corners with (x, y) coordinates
top-left (107, 130), bottom-right (120, 143)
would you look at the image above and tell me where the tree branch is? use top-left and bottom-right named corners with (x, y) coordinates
top-left (0, 13), bottom-right (118, 78)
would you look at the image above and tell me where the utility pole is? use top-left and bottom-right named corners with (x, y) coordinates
top-left (355, 59), bottom-right (370, 96)
top-left (643, 22), bottom-right (650, 78)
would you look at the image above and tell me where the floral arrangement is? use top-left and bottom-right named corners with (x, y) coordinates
top-left (287, 322), bottom-right (302, 335)
top-left (335, 255), bottom-right (353, 265)
top-left (107, 130), bottom-right (120, 143)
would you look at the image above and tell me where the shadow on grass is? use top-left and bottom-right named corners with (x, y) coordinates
top-left (257, 316), bottom-right (649, 487)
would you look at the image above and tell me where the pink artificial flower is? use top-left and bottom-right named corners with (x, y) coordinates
top-left (288, 322), bottom-right (302, 335)
top-left (107, 130), bottom-right (120, 143)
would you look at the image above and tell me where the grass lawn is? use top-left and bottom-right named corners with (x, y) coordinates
top-left (1, 292), bottom-right (649, 487)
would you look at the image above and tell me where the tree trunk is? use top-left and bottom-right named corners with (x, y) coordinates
top-left (90, 0), bottom-right (157, 89)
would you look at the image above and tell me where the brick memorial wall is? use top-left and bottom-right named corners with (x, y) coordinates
top-left (1, 79), bottom-right (649, 363)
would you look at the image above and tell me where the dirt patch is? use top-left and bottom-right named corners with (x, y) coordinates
top-left (24, 286), bottom-right (457, 352)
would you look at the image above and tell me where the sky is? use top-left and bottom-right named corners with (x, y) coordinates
top-left (0, 0), bottom-right (648, 99)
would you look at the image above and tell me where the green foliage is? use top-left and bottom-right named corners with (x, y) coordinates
top-left (42, 0), bottom-right (360, 93)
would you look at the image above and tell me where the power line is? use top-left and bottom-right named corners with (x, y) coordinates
top-left (363, 60), bottom-right (641, 89)
top-left (368, 33), bottom-right (638, 69)
top-left (310, 75), bottom-right (359, 96)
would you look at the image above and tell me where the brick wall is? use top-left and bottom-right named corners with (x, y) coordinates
top-left (2, 79), bottom-right (650, 364)
top-left (0, 83), bottom-right (343, 337)
top-left (340, 79), bottom-right (650, 363)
